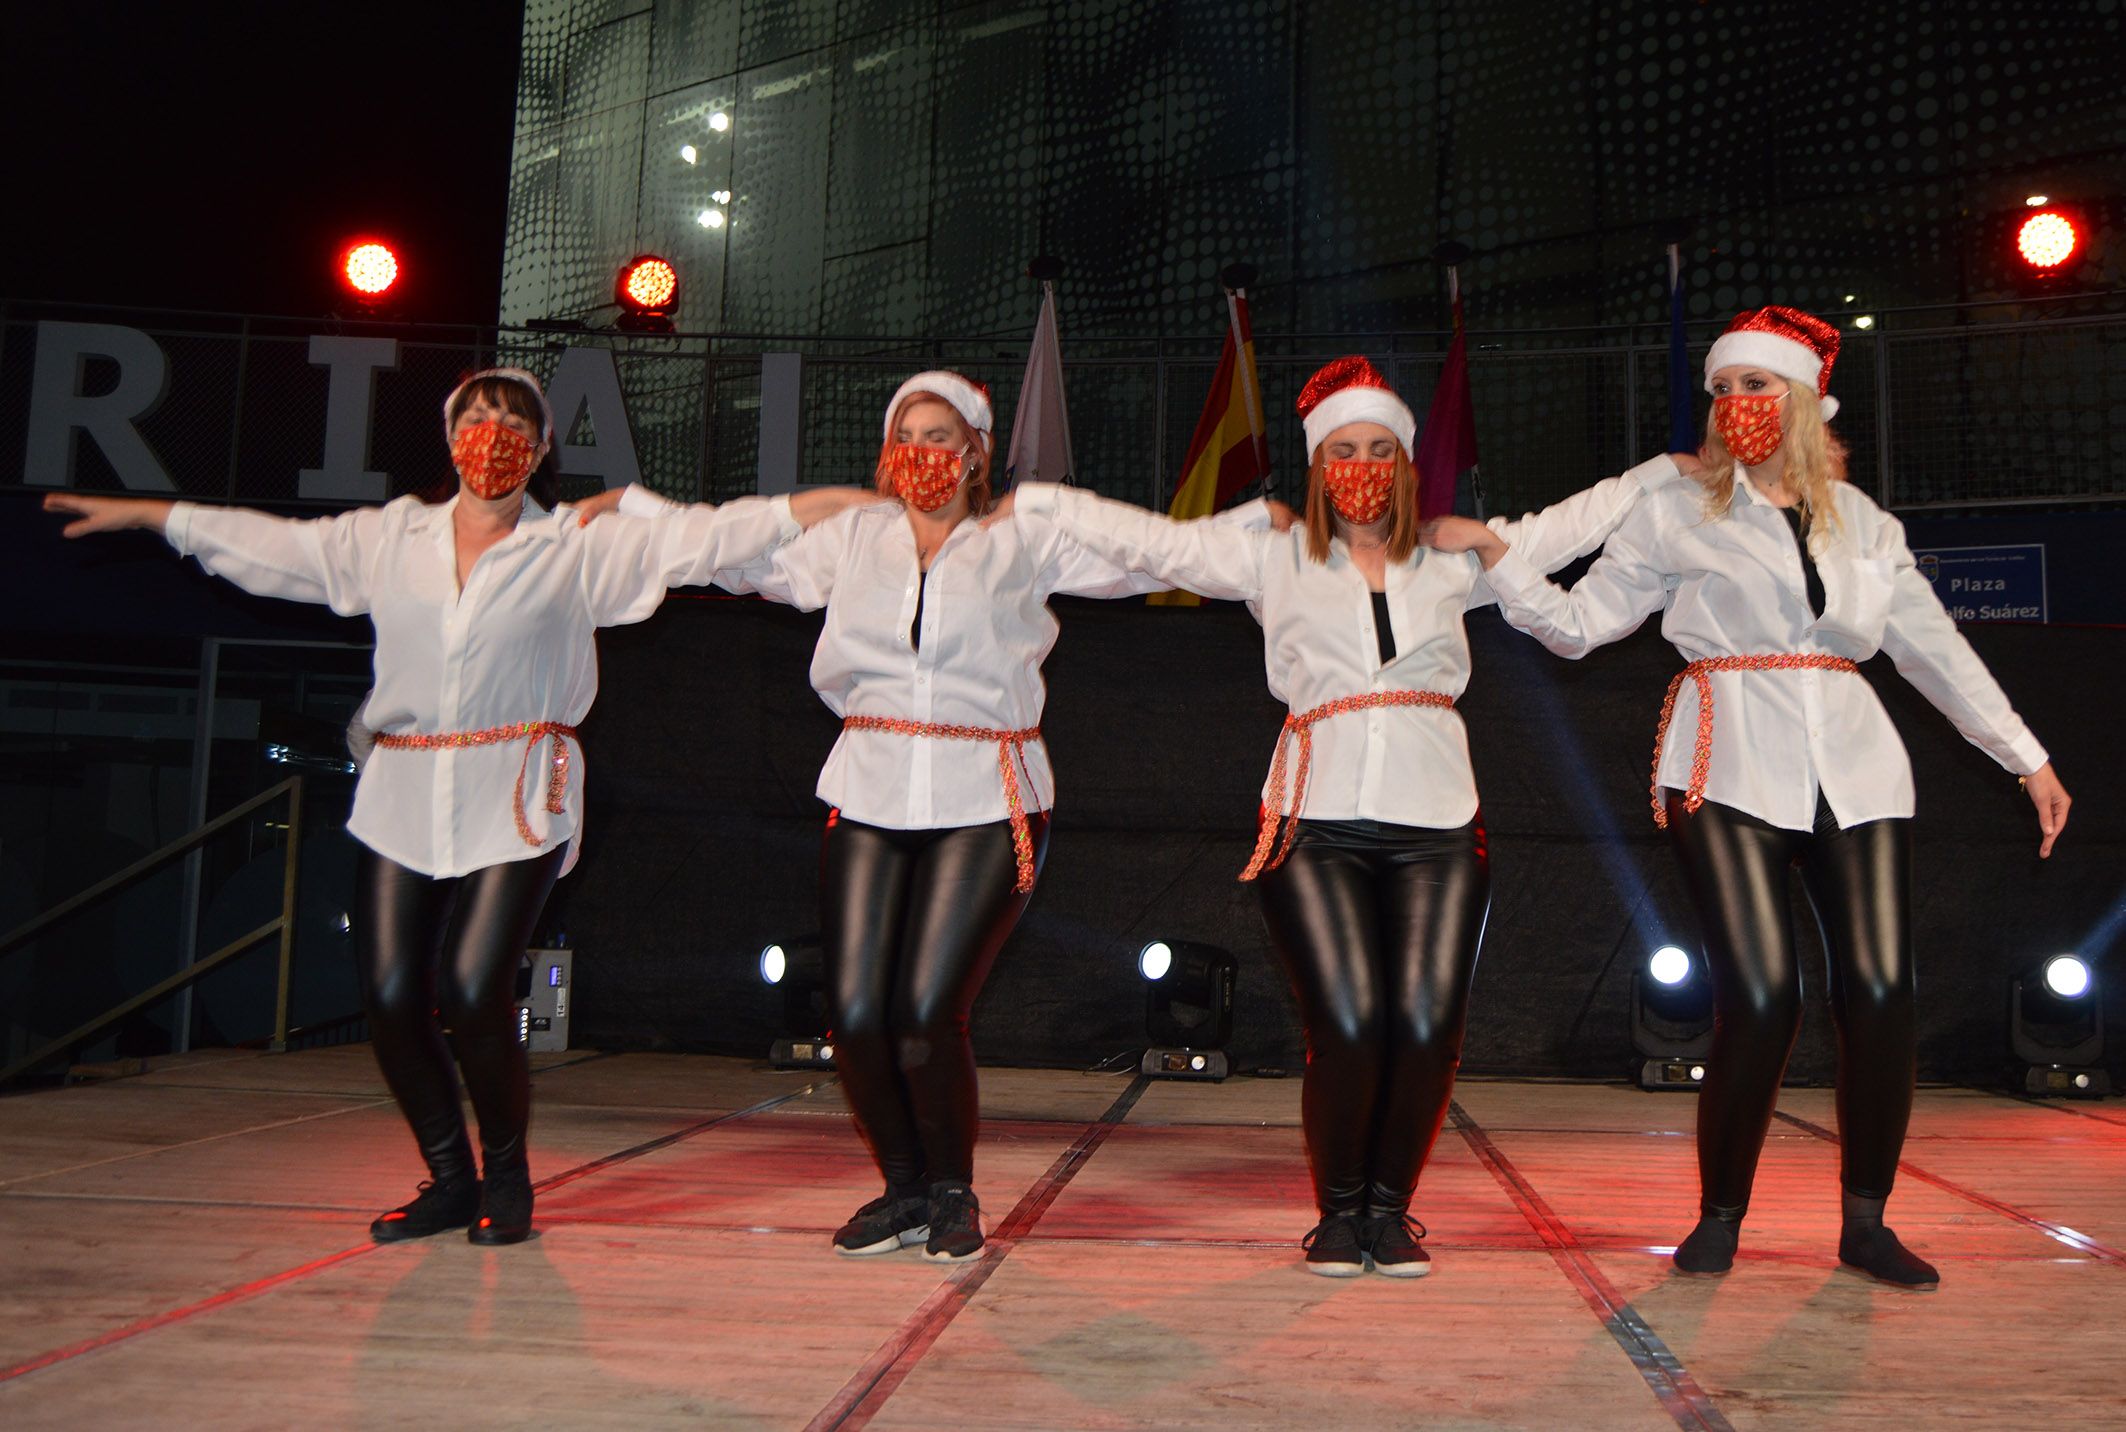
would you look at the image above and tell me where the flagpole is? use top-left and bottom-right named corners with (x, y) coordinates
top-left (1219, 261), bottom-right (1267, 501)
top-left (1433, 242), bottom-right (1484, 521)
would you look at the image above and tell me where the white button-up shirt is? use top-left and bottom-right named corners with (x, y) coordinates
top-left (1482, 469), bottom-right (2049, 831)
top-left (619, 486), bottom-right (1268, 830)
top-left (165, 493), bottom-right (799, 876)
top-left (1013, 456), bottom-right (1678, 829)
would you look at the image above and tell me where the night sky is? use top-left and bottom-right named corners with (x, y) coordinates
top-left (3, 2), bottom-right (525, 326)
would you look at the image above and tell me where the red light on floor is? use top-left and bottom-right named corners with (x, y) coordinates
top-left (616, 254), bottom-right (679, 313)
top-left (343, 242), bottom-right (400, 296)
top-left (2016, 211), bottom-right (2079, 270)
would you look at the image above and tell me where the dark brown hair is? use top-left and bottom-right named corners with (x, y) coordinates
top-left (1302, 447), bottom-right (1423, 563)
top-left (874, 392), bottom-right (993, 516)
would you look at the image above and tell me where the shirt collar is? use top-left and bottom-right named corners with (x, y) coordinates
top-left (411, 492), bottom-right (559, 546)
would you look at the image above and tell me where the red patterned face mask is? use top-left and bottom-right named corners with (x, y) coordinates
top-left (1321, 459), bottom-right (1396, 526)
top-left (451, 420), bottom-right (540, 500)
top-left (1712, 392), bottom-right (1787, 467)
top-left (882, 443), bottom-right (969, 512)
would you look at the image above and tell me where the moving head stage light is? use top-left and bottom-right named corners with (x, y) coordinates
top-left (1137, 940), bottom-right (1236, 1081)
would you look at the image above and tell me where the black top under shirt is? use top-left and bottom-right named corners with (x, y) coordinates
top-left (1779, 505), bottom-right (1825, 618)
top-left (1371, 589), bottom-right (1395, 663)
top-left (911, 570), bottom-right (929, 650)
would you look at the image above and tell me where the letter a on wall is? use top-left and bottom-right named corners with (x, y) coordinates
top-left (23, 322), bottom-right (176, 490)
top-left (544, 346), bottom-right (644, 490)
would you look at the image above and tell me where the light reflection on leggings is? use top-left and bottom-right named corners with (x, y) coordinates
top-left (820, 811), bottom-right (1050, 1191)
top-left (1255, 818), bottom-right (1491, 1219)
top-left (1665, 793), bottom-right (1914, 1213)
top-left (353, 844), bottom-right (566, 1181)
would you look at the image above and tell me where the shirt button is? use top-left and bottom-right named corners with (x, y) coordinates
top-left (917, 674), bottom-right (928, 685)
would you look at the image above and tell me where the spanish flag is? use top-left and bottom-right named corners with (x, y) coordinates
top-left (1148, 288), bottom-right (1271, 606)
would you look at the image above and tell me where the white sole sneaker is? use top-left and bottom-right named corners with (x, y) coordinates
top-left (834, 1225), bottom-right (930, 1257)
top-left (1367, 1254), bottom-right (1433, 1279)
top-left (1305, 1259), bottom-right (1367, 1278)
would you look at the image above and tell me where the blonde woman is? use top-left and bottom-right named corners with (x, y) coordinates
top-left (1426, 307), bottom-right (2071, 1288)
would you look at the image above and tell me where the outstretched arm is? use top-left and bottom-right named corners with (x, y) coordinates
top-left (1457, 453), bottom-right (1697, 609)
top-left (1426, 499), bottom-right (1672, 658)
top-left (1873, 514), bottom-right (2068, 856)
top-left (1009, 483), bottom-right (1272, 602)
top-left (47, 492), bottom-right (380, 614)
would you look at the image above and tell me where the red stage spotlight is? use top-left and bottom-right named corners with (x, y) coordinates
top-left (616, 254), bottom-right (679, 314)
top-left (341, 240), bottom-right (400, 300)
top-left (2016, 209), bottom-right (2080, 271)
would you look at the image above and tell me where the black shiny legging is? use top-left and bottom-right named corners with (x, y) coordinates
top-left (353, 844), bottom-right (566, 1182)
top-left (1256, 818), bottom-right (1492, 1219)
top-left (820, 811), bottom-right (1051, 1190)
top-left (1665, 793), bottom-right (1914, 1213)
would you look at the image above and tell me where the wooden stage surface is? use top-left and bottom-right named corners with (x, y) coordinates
top-left (2, 1048), bottom-right (2123, 1430)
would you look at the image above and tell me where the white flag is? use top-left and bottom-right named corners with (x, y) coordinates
top-left (1005, 282), bottom-right (1075, 485)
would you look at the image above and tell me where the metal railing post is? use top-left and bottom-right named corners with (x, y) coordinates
top-left (174, 637), bottom-right (220, 1054)
top-left (272, 779), bottom-right (302, 1052)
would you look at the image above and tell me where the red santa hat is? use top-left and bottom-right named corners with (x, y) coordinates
top-left (1703, 306), bottom-right (1842, 420)
top-left (1297, 356), bottom-right (1416, 459)
top-left (883, 370), bottom-right (993, 441)
top-left (442, 367), bottom-right (554, 443)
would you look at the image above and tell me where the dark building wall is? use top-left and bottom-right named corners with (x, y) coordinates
top-left (502, 1), bottom-right (2126, 337)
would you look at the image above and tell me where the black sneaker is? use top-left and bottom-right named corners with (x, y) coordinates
top-left (468, 1158), bottom-right (534, 1246)
top-left (833, 1192), bottom-right (931, 1256)
top-left (1360, 1213), bottom-right (1433, 1278)
top-left (924, 1182), bottom-right (985, 1262)
top-left (1302, 1214), bottom-right (1366, 1277)
top-left (370, 1178), bottom-right (479, 1243)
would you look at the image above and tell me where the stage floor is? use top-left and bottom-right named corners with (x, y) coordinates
top-left (1, 1050), bottom-right (2122, 1430)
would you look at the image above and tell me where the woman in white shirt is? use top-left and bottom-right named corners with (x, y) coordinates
top-left (1002, 356), bottom-right (1690, 1277)
top-left (589, 370), bottom-right (1268, 1264)
top-left (44, 368), bottom-right (859, 1248)
top-left (1427, 307), bottom-right (2072, 1288)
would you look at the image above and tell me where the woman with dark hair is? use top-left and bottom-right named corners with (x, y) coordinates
top-left (1426, 307), bottom-right (2071, 1288)
top-left (999, 356), bottom-right (1693, 1276)
top-left (46, 367), bottom-right (865, 1246)
top-left (583, 370), bottom-right (1272, 1263)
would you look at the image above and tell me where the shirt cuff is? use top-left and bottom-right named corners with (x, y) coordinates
top-left (1482, 547), bottom-right (1546, 601)
top-left (163, 501), bottom-right (199, 554)
top-left (617, 484), bottom-right (677, 519)
top-left (2004, 729), bottom-right (2050, 777)
top-left (1624, 452), bottom-right (1682, 492)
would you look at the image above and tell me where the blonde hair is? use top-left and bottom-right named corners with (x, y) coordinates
top-left (874, 392), bottom-right (994, 516)
top-left (1302, 447), bottom-right (1423, 564)
top-left (1696, 384), bottom-right (1847, 542)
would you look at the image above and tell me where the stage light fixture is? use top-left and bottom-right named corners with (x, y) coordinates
top-left (711, 189), bottom-right (732, 204)
top-left (679, 144), bottom-right (698, 164)
top-left (708, 111), bottom-right (730, 132)
top-left (1137, 940), bottom-right (1235, 1081)
top-left (761, 937), bottom-right (834, 1069)
top-left (696, 209), bottom-right (725, 229)
top-left (2012, 954), bottom-right (2106, 1097)
top-left (2016, 210), bottom-right (2080, 271)
top-left (1633, 944), bottom-right (1714, 1090)
top-left (615, 254), bottom-right (679, 333)
top-left (339, 240), bottom-right (399, 303)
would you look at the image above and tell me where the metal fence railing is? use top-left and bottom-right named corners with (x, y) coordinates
top-left (5, 295), bottom-right (2122, 518)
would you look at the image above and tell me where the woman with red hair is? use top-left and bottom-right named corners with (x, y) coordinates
top-left (1006, 355), bottom-right (1694, 1276)
top-left (1427, 307), bottom-right (2071, 1288)
top-left (594, 371), bottom-right (1270, 1263)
